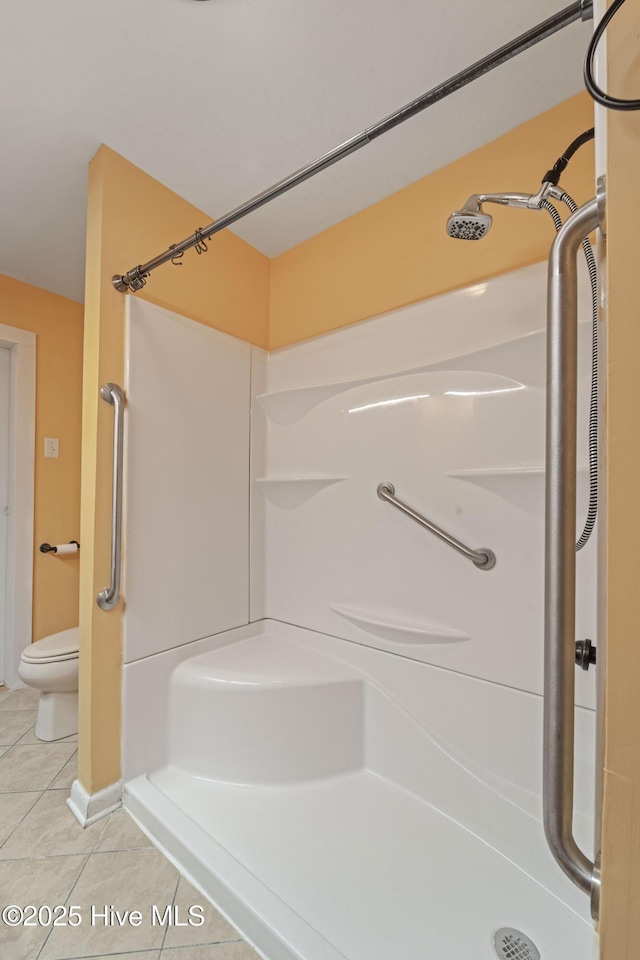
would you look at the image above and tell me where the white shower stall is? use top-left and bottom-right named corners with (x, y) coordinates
top-left (121, 261), bottom-right (598, 960)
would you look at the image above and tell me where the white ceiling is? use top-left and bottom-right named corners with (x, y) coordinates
top-left (1, 1), bottom-right (591, 303)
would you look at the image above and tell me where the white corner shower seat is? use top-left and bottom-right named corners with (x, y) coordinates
top-left (125, 620), bottom-right (596, 960)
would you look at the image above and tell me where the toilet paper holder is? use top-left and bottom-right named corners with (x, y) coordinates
top-left (39, 541), bottom-right (80, 554)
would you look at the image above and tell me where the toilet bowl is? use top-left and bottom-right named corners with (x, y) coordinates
top-left (18, 627), bottom-right (79, 741)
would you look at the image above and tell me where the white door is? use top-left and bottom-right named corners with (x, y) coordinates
top-left (0, 347), bottom-right (11, 684)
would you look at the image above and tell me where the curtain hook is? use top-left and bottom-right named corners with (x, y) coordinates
top-left (194, 229), bottom-right (209, 255)
top-left (169, 244), bottom-right (184, 266)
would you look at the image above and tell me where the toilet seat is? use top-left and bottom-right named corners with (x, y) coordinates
top-left (21, 628), bottom-right (79, 664)
top-left (21, 650), bottom-right (78, 664)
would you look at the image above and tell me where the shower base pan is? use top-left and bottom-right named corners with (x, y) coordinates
top-left (123, 625), bottom-right (597, 960)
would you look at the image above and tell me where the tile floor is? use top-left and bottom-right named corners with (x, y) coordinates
top-left (0, 686), bottom-right (261, 960)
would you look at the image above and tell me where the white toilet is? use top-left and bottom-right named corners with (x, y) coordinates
top-left (18, 627), bottom-right (79, 741)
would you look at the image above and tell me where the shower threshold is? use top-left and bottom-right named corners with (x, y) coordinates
top-left (125, 765), bottom-right (593, 960)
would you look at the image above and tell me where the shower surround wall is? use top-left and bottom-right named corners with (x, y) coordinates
top-left (252, 262), bottom-right (596, 705)
top-left (123, 300), bottom-right (251, 663)
top-left (122, 262), bottom-right (598, 960)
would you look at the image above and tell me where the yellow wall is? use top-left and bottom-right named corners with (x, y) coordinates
top-left (0, 274), bottom-right (83, 642)
top-left (269, 92), bottom-right (594, 348)
top-left (599, 1), bottom-right (640, 954)
top-left (79, 146), bottom-right (270, 793)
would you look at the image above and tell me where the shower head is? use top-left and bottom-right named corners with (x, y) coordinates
top-left (446, 202), bottom-right (493, 240)
top-left (446, 185), bottom-right (561, 240)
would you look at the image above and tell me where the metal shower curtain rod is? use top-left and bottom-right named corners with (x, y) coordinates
top-left (113, 0), bottom-right (593, 294)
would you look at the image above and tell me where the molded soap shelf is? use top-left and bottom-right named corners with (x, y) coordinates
top-left (447, 460), bottom-right (588, 480)
top-left (446, 461), bottom-right (588, 515)
top-left (329, 603), bottom-right (469, 645)
top-left (257, 476), bottom-right (347, 508)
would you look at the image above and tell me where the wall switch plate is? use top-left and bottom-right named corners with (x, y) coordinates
top-left (44, 437), bottom-right (59, 459)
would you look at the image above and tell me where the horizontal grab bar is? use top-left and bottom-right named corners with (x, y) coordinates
top-left (377, 482), bottom-right (496, 570)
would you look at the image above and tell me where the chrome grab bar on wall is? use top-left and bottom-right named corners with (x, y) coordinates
top-left (544, 196), bottom-right (602, 919)
top-left (97, 383), bottom-right (125, 612)
top-left (377, 482), bottom-right (496, 570)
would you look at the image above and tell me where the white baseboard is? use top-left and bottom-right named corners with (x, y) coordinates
top-left (67, 778), bottom-right (122, 828)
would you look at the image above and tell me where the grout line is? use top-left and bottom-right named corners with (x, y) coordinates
top-left (87, 847), bottom-right (166, 858)
top-left (13, 724), bottom-right (38, 746)
top-left (87, 843), bottom-right (153, 853)
top-left (0, 851), bottom-right (103, 862)
top-left (0, 788), bottom-right (45, 795)
top-left (0, 807), bottom-right (107, 864)
top-left (12, 728), bottom-right (79, 747)
top-left (43, 748), bottom-right (78, 791)
top-left (38, 947), bottom-right (162, 960)
top-left (34, 817), bottom-right (163, 956)
top-left (0, 741), bottom-right (76, 752)
top-left (0, 776), bottom-right (75, 796)
top-left (87, 808), bottom-right (112, 854)
top-left (0, 720), bottom-right (36, 742)
top-left (46, 749), bottom-right (78, 790)
top-left (34, 852), bottom-right (92, 960)
top-left (159, 873), bottom-right (181, 952)
top-left (0, 788), bottom-right (63, 795)
top-left (161, 938), bottom-right (244, 950)
top-left (0, 739), bottom-right (31, 748)
top-left (0, 740), bottom-right (78, 753)
top-left (61, 850), bottom-right (93, 904)
top-left (0, 790), bottom-right (44, 850)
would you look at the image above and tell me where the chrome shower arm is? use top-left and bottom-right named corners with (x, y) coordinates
top-left (475, 184), bottom-right (565, 211)
top-left (476, 191), bottom-right (541, 209)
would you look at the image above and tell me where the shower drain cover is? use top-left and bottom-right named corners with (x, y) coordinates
top-left (493, 928), bottom-right (541, 960)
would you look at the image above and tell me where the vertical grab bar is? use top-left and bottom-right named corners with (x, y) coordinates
top-left (544, 197), bottom-right (601, 917)
top-left (97, 383), bottom-right (125, 611)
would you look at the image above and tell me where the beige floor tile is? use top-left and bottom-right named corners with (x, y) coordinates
top-left (0, 743), bottom-right (76, 792)
top-left (160, 943), bottom-right (260, 959)
top-left (49, 750), bottom-right (78, 789)
top-left (41, 847), bottom-right (180, 959)
top-left (94, 808), bottom-right (154, 853)
top-left (0, 791), bottom-right (41, 846)
top-left (0, 688), bottom-right (40, 711)
top-left (162, 878), bottom-right (241, 950)
top-left (0, 854), bottom-right (86, 960)
top-left (0, 788), bottom-right (106, 860)
top-left (0, 710), bottom-right (37, 745)
top-left (0, 744), bottom-right (10, 759)
top-left (16, 725), bottom-right (78, 745)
